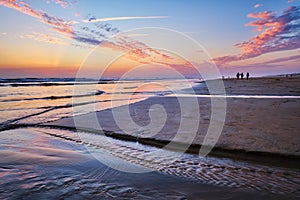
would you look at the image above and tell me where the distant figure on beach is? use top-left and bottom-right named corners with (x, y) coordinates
top-left (246, 72), bottom-right (249, 80)
top-left (241, 73), bottom-right (244, 79)
top-left (236, 72), bottom-right (240, 79)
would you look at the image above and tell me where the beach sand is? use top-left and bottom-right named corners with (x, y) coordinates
top-left (1, 128), bottom-right (276, 199)
top-left (2, 77), bottom-right (300, 199)
top-left (46, 77), bottom-right (300, 161)
top-left (192, 77), bottom-right (300, 95)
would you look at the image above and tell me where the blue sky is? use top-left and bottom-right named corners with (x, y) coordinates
top-left (0, 0), bottom-right (299, 78)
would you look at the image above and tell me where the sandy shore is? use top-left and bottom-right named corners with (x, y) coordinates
top-left (45, 78), bottom-right (300, 162)
top-left (2, 78), bottom-right (300, 198)
top-left (191, 77), bottom-right (300, 95)
top-left (2, 128), bottom-right (278, 199)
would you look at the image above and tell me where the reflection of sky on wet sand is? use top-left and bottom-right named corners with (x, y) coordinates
top-left (1, 127), bottom-right (299, 199)
top-left (1, 127), bottom-right (259, 199)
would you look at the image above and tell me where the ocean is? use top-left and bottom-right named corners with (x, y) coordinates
top-left (0, 78), bottom-right (196, 126)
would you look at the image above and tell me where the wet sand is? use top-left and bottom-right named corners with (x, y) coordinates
top-left (1, 128), bottom-right (281, 199)
top-left (2, 77), bottom-right (300, 199)
top-left (46, 78), bottom-right (300, 161)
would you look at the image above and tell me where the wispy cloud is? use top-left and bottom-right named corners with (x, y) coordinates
top-left (0, 0), bottom-right (74, 36)
top-left (73, 36), bottom-right (102, 46)
top-left (100, 35), bottom-right (174, 65)
top-left (214, 6), bottom-right (300, 65)
top-left (0, 1), bottom-right (181, 67)
top-left (46, 0), bottom-right (71, 8)
top-left (254, 4), bottom-right (263, 9)
top-left (20, 32), bottom-right (67, 45)
top-left (54, 0), bottom-right (68, 8)
top-left (231, 53), bottom-right (300, 70)
top-left (82, 16), bottom-right (169, 23)
top-left (73, 23), bottom-right (177, 65)
top-left (262, 54), bottom-right (300, 64)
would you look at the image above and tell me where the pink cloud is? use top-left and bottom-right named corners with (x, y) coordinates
top-left (214, 6), bottom-right (300, 65)
top-left (20, 32), bottom-right (67, 45)
top-left (254, 4), bottom-right (263, 9)
top-left (100, 36), bottom-right (175, 66)
top-left (0, 0), bottom-right (187, 67)
top-left (247, 11), bottom-right (272, 20)
top-left (55, 0), bottom-right (68, 8)
top-left (46, 0), bottom-right (70, 8)
top-left (74, 26), bottom-right (178, 66)
top-left (0, 0), bottom-right (74, 36)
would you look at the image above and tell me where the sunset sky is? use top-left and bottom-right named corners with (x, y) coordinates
top-left (0, 0), bottom-right (299, 78)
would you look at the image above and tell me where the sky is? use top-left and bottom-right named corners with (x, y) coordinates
top-left (0, 0), bottom-right (299, 78)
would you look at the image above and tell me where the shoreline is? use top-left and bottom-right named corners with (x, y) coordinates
top-left (1, 77), bottom-right (300, 198)
top-left (35, 124), bottom-right (300, 169)
top-left (191, 76), bottom-right (300, 96)
top-left (41, 77), bottom-right (300, 169)
top-left (5, 122), bottom-right (298, 170)
top-left (2, 127), bottom-right (295, 199)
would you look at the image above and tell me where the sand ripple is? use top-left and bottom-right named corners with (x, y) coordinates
top-left (36, 127), bottom-right (300, 197)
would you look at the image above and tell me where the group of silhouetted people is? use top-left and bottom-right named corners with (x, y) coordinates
top-left (236, 72), bottom-right (249, 80)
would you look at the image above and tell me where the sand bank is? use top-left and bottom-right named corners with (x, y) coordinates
top-left (45, 78), bottom-right (300, 161)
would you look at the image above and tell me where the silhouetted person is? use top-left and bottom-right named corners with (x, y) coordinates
top-left (236, 72), bottom-right (240, 79)
top-left (246, 72), bottom-right (249, 80)
top-left (241, 72), bottom-right (244, 79)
